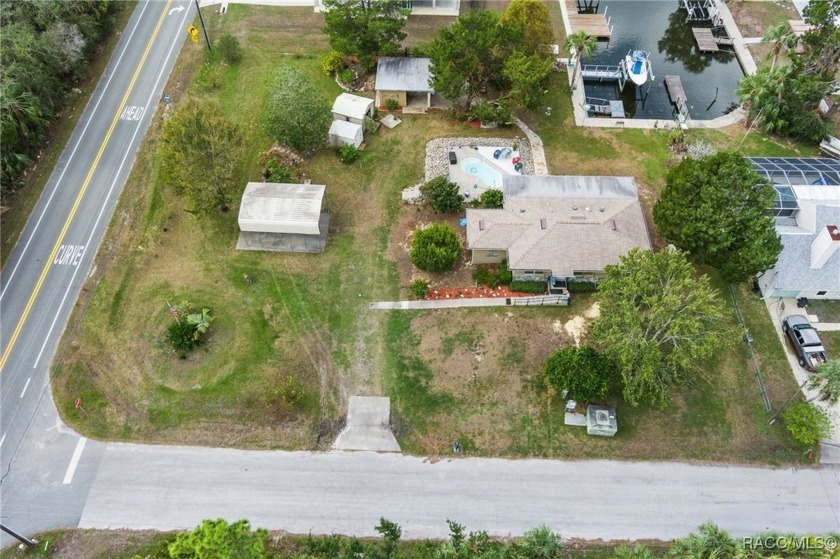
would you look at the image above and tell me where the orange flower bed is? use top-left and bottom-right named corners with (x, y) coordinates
top-left (426, 285), bottom-right (532, 300)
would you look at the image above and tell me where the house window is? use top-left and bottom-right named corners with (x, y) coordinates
top-left (486, 251), bottom-right (498, 258)
top-left (817, 291), bottom-right (828, 296)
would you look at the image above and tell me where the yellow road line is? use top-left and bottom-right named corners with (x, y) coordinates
top-left (0, 0), bottom-right (173, 372)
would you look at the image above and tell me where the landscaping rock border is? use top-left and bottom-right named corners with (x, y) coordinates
top-left (424, 136), bottom-right (536, 183)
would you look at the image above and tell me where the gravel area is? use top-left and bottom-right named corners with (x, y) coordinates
top-left (424, 136), bottom-right (535, 182)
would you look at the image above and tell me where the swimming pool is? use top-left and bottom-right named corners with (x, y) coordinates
top-left (461, 157), bottom-right (503, 188)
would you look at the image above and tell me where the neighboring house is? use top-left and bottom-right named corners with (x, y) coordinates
top-left (465, 175), bottom-right (652, 282)
top-left (375, 57), bottom-right (434, 112)
top-left (328, 119), bottom-right (364, 148)
top-left (237, 182), bottom-right (330, 253)
top-left (314, 0), bottom-right (460, 16)
top-left (332, 92), bottom-right (374, 125)
top-left (752, 157), bottom-right (840, 300)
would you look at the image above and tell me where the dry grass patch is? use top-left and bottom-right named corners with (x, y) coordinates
top-left (728, 0), bottom-right (800, 38)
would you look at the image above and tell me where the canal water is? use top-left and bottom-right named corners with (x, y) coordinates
top-left (581, 0), bottom-right (744, 120)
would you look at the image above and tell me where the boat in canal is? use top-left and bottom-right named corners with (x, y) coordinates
top-left (625, 50), bottom-right (652, 86)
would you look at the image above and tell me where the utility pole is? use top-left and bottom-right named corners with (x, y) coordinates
top-left (194, 0), bottom-right (212, 51)
top-left (769, 380), bottom-right (808, 425)
top-left (0, 523), bottom-right (36, 547)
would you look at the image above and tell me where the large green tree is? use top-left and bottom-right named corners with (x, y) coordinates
top-left (503, 50), bottom-right (554, 110)
top-left (592, 248), bottom-right (728, 407)
top-left (543, 346), bottom-right (615, 401)
top-left (428, 10), bottom-right (506, 111)
top-left (653, 152), bottom-right (782, 283)
top-left (499, 0), bottom-right (555, 59)
top-left (808, 360), bottom-right (840, 405)
top-left (168, 518), bottom-right (268, 559)
top-left (265, 67), bottom-right (332, 155)
top-left (321, 0), bottom-right (409, 71)
top-left (159, 98), bottom-right (245, 215)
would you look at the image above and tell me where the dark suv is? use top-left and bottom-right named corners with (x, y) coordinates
top-left (782, 314), bottom-right (829, 371)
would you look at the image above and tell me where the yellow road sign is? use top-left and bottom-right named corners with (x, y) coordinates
top-left (187, 25), bottom-right (199, 44)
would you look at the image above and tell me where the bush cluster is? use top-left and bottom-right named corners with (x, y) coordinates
top-left (473, 260), bottom-right (512, 288)
top-left (339, 144), bottom-right (360, 164)
top-left (411, 223), bottom-right (461, 273)
top-left (420, 176), bottom-right (464, 213)
top-left (509, 280), bottom-right (546, 294)
top-left (568, 279), bottom-right (598, 292)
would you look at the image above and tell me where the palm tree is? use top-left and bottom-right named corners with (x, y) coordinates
top-left (762, 23), bottom-right (797, 72)
top-left (667, 522), bottom-right (737, 558)
top-left (612, 544), bottom-right (655, 559)
top-left (808, 360), bottom-right (840, 404)
top-left (564, 30), bottom-right (597, 86)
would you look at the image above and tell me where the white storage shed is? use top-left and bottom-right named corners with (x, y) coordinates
top-left (329, 120), bottom-right (364, 148)
top-left (332, 93), bottom-right (374, 125)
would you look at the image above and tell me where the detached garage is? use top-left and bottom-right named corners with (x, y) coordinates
top-left (237, 182), bottom-right (330, 253)
top-left (328, 120), bottom-right (363, 148)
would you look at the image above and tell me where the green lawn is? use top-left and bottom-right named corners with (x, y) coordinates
top-left (52, 4), bottom-right (807, 463)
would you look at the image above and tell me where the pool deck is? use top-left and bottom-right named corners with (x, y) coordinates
top-left (558, 0), bottom-right (755, 129)
top-left (448, 146), bottom-right (520, 197)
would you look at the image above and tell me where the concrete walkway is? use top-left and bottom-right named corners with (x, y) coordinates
top-left (333, 397), bottom-right (401, 453)
top-left (370, 295), bottom-right (568, 310)
top-left (513, 116), bottom-right (549, 175)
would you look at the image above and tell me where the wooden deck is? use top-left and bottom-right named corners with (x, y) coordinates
top-left (691, 28), bottom-right (719, 52)
top-left (566, 0), bottom-right (612, 38)
top-left (664, 75), bottom-right (689, 118)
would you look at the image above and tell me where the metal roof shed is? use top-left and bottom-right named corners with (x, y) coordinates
top-left (238, 182), bottom-right (325, 235)
top-left (332, 93), bottom-right (374, 124)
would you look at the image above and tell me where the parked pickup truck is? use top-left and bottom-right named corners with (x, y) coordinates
top-left (782, 314), bottom-right (829, 371)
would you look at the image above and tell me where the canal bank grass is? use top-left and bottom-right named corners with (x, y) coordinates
top-left (52, 4), bottom-right (803, 461)
top-left (0, 2), bottom-right (138, 267)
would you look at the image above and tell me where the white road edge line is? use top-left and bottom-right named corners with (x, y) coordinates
top-left (62, 437), bottom-right (87, 485)
top-left (0, 0), bottom-right (151, 302)
top-left (32, 5), bottom-right (192, 368)
top-left (19, 377), bottom-right (31, 398)
top-left (0, 433), bottom-right (6, 448)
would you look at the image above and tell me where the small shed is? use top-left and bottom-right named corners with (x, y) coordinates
top-left (237, 182), bottom-right (330, 253)
top-left (332, 93), bottom-right (374, 125)
top-left (329, 120), bottom-right (364, 148)
top-left (375, 57), bottom-right (434, 111)
top-left (586, 404), bottom-right (618, 437)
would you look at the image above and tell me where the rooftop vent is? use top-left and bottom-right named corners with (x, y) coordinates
top-left (585, 207), bottom-right (591, 212)
top-left (610, 219), bottom-right (617, 231)
top-left (599, 207), bottom-right (605, 212)
top-left (572, 206), bottom-right (578, 211)
top-left (540, 218), bottom-right (547, 230)
top-left (479, 220), bottom-right (486, 231)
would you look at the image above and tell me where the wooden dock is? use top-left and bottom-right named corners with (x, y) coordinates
top-left (692, 28), bottom-right (719, 52)
top-left (664, 75), bottom-right (689, 118)
top-left (566, 0), bottom-right (612, 38)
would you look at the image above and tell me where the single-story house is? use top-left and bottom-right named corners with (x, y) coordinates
top-left (375, 57), bottom-right (434, 111)
top-left (315, 0), bottom-right (459, 16)
top-left (237, 182), bottom-right (330, 253)
top-left (332, 92), bottom-right (374, 125)
top-left (751, 157), bottom-right (840, 299)
top-left (465, 175), bottom-right (652, 282)
top-left (328, 119), bottom-right (363, 148)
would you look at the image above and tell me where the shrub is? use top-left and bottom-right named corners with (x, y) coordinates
top-left (420, 175), bottom-right (464, 213)
top-left (468, 97), bottom-right (497, 123)
top-left (271, 374), bottom-right (306, 415)
top-left (477, 188), bottom-right (503, 209)
top-left (568, 279), bottom-right (598, 292)
top-left (215, 33), bottom-right (243, 64)
top-left (193, 61), bottom-right (222, 91)
top-left (543, 346), bottom-right (616, 401)
top-left (339, 144), bottom-right (360, 164)
top-left (473, 260), bottom-right (511, 288)
top-left (384, 98), bottom-right (399, 111)
top-left (411, 223), bottom-right (461, 272)
top-left (509, 280), bottom-right (546, 294)
top-left (166, 301), bottom-right (214, 353)
top-left (321, 50), bottom-right (345, 75)
top-left (338, 68), bottom-right (354, 85)
top-left (265, 159), bottom-right (293, 183)
top-left (783, 401), bottom-right (831, 448)
top-left (410, 279), bottom-right (429, 299)
top-left (266, 67), bottom-right (331, 154)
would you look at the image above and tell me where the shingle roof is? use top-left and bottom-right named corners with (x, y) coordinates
top-left (466, 175), bottom-right (652, 275)
top-left (771, 204), bottom-right (840, 294)
top-left (375, 57), bottom-right (433, 92)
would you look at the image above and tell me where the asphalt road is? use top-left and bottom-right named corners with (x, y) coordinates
top-left (80, 446), bottom-right (839, 539)
top-left (0, 0), bottom-right (192, 544)
top-left (1, 0), bottom-right (840, 548)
